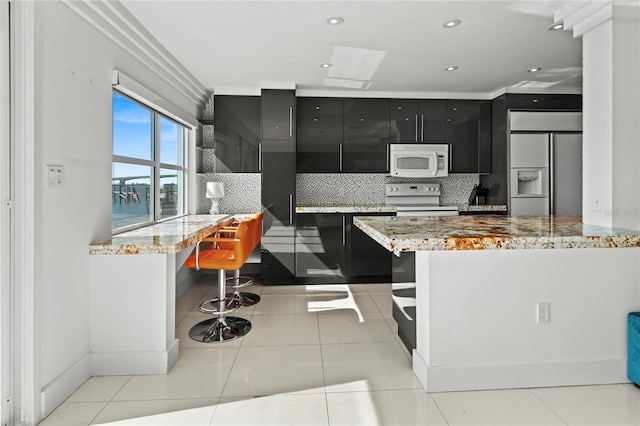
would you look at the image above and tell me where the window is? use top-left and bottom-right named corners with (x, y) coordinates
top-left (112, 90), bottom-right (187, 232)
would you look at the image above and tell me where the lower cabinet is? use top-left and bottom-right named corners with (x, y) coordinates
top-left (295, 212), bottom-right (392, 283)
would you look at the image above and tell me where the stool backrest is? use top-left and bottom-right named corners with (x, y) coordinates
top-left (251, 211), bottom-right (264, 251)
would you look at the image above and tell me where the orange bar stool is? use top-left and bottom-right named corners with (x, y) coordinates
top-left (215, 212), bottom-right (263, 309)
top-left (185, 219), bottom-right (253, 342)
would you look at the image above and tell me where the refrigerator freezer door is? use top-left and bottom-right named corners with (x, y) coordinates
top-left (552, 133), bottom-right (582, 215)
top-left (510, 133), bottom-right (549, 168)
top-left (511, 198), bottom-right (549, 216)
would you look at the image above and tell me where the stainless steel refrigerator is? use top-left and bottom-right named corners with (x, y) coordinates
top-left (508, 111), bottom-right (582, 216)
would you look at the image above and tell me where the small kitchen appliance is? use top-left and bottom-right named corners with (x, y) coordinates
top-left (389, 144), bottom-right (449, 178)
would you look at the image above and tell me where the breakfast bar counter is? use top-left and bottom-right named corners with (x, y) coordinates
top-left (354, 214), bottom-right (640, 392)
top-left (88, 214), bottom-right (240, 376)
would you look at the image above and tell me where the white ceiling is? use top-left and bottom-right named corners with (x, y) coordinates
top-left (121, 0), bottom-right (582, 98)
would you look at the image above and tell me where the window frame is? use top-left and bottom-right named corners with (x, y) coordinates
top-left (112, 89), bottom-right (188, 234)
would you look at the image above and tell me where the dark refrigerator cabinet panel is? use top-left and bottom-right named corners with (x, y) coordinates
top-left (261, 140), bottom-right (296, 281)
top-left (296, 97), bottom-right (343, 173)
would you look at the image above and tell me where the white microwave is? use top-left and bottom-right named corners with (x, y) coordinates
top-left (389, 144), bottom-right (449, 178)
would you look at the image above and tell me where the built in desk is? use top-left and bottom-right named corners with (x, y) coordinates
top-left (89, 214), bottom-right (234, 375)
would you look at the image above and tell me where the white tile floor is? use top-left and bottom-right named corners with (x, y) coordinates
top-left (40, 275), bottom-right (640, 426)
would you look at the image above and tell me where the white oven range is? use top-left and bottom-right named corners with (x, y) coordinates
top-left (385, 183), bottom-right (458, 217)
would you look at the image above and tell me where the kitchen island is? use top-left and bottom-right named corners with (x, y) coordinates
top-left (354, 215), bottom-right (640, 392)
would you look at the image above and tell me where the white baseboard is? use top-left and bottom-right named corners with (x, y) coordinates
top-left (40, 354), bottom-right (91, 418)
top-left (91, 339), bottom-right (180, 376)
top-left (413, 355), bottom-right (628, 392)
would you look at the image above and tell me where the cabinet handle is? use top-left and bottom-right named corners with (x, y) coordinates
top-left (289, 194), bottom-right (293, 225)
top-left (258, 142), bottom-right (262, 172)
top-left (386, 144), bottom-right (390, 172)
top-left (342, 215), bottom-right (346, 246)
top-left (289, 106), bottom-right (293, 137)
top-left (415, 115), bottom-right (419, 142)
top-left (421, 114), bottom-right (425, 142)
top-left (339, 143), bottom-right (343, 171)
top-left (449, 143), bottom-right (453, 171)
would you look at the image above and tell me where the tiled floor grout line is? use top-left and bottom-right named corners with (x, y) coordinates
top-left (86, 375), bottom-right (134, 425)
top-left (527, 388), bottom-right (569, 426)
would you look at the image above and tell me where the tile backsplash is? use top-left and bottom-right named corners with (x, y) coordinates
top-left (198, 173), bottom-right (478, 213)
top-left (296, 173), bottom-right (479, 206)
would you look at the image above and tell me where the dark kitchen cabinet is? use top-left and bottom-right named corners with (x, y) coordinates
top-left (295, 213), bottom-right (346, 277)
top-left (343, 98), bottom-right (390, 173)
top-left (294, 212), bottom-right (392, 283)
top-left (262, 89), bottom-right (295, 141)
top-left (447, 100), bottom-right (492, 174)
top-left (213, 95), bottom-right (260, 173)
top-left (390, 99), bottom-right (447, 144)
top-left (261, 89), bottom-right (296, 283)
top-left (346, 213), bottom-right (393, 277)
top-left (296, 97), bottom-right (343, 173)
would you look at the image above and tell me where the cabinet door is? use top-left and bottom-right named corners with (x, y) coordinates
top-left (390, 99), bottom-right (419, 143)
top-left (213, 96), bottom-right (260, 173)
top-left (261, 140), bottom-right (296, 280)
top-left (262, 89), bottom-right (295, 141)
top-left (296, 97), bottom-right (342, 172)
top-left (346, 213), bottom-right (392, 277)
top-left (295, 214), bottom-right (346, 277)
top-left (343, 98), bottom-right (390, 173)
top-left (418, 100), bottom-right (447, 144)
top-left (447, 100), bottom-right (491, 173)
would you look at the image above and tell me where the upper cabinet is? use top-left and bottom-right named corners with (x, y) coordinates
top-left (342, 98), bottom-right (390, 173)
top-left (262, 89), bottom-right (296, 141)
top-left (390, 99), bottom-right (447, 144)
top-left (296, 97), bottom-right (343, 173)
top-left (447, 100), bottom-right (492, 174)
top-left (213, 95), bottom-right (260, 173)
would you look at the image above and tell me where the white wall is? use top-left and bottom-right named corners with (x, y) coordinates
top-left (34, 1), bottom-right (204, 417)
top-left (581, 8), bottom-right (640, 229)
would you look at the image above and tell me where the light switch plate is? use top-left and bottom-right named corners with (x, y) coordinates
top-left (47, 165), bottom-right (64, 188)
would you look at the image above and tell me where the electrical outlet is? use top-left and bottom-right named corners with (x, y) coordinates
top-left (537, 302), bottom-right (550, 324)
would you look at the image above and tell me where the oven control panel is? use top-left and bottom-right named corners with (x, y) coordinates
top-left (385, 183), bottom-right (441, 197)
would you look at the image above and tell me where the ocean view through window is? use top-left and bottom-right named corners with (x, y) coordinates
top-left (112, 91), bottom-right (187, 232)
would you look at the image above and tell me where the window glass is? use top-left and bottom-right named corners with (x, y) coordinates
top-left (112, 90), bottom-right (188, 233)
top-left (160, 116), bottom-right (183, 166)
top-left (160, 168), bottom-right (184, 219)
top-left (112, 162), bottom-right (153, 230)
top-left (112, 92), bottom-right (153, 161)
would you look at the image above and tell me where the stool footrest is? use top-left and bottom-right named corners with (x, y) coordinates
top-left (198, 298), bottom-right (240, 316)
top-left (226, 275), bottom-right (254, 289)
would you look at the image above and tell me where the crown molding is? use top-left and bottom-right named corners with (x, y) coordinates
top-left (556, 1), bottom-right (640, 37)
top-left (61, 0), bottom-right (210, 106)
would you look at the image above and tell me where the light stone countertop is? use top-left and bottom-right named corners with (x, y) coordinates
top-left (456, 204), bottom-right (508, 212)
top-left (353, 215), bottom-right (640, 252)
top-left (89, 214), bottom-right (235, 255)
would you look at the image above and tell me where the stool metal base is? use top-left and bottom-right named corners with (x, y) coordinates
top-left (189, 316), bottom-right (251, 343)
top-left (208, 292), bottom-right (261, 310)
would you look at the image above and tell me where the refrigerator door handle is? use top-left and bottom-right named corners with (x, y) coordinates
top-left (549, 134), bottom-right (554, 215)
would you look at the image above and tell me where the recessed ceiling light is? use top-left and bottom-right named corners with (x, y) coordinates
top-left (326, 16), bottom-right (344, 25)
top-left (444, 66), bottom-right (458, 71)
top-left (548, 22), bottom-right (564, 31)
top-left (320, 63), bottom-right (333, 68)
top-left (527, 67), bottom-right (542, 73)
top-left (443, 19), bottom-right (461, 28)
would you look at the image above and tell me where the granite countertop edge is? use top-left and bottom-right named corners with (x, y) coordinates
top-left (296, 204), bottom-right (508, 213)
top-left (352, 215), bottom-right (640, 252)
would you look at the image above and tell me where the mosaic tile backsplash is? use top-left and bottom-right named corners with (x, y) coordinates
top-left (198, 173), bottom-right (261, 214)
top-left (296, 173), bottom-right (479, 206)
top-left (199, 172), bottom-right (478, 214)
